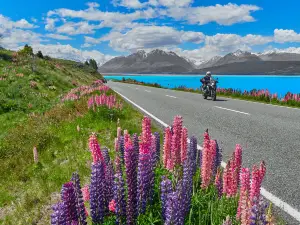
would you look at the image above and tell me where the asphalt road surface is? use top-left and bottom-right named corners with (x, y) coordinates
top-left (108, 81), bottom-right (300, 225)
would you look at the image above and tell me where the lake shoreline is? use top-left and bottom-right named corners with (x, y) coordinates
top-left (102, 73), bottom-right (300, 77)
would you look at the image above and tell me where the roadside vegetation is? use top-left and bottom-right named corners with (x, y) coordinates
top-left (111, 77), bottom-right (300, 108)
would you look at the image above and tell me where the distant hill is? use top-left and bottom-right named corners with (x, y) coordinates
top-left (99, 49), bottom-right (194, 73)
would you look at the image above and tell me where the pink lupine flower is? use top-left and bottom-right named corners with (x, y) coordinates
top-left (180, 127), bottom-right (188, 164)
top-left (171, 116), bottom-right (183, 165)
top-left (166, 158), bottom-right (175, 171)
top-left (81, 185), bottom-right (90, 201)
top-left (117, 127), bottom-right (122, 139)
top-left (33, 146), bottom-right (38, 163)
top-left (109, 199), bottom-right (116, 213)
top-left (223, 161), bottom-right (232, 197)
top-left (125, 135), bottom-right (133, 149)
top-left (237, 168), bottom-right (250, 221)
top-left (88, 133), bottom-right (105, 164)
top-left (141, 117), bottom-right (152, 148)
top-left (163, 127), bottom-right (172, 169)
top-left (234, 144), bottom-right (243, 185)
top-left (250, 165), bottom-right (261, 204)
top-left (114, 138), bottom-right (119, 151)
top-left (201, 132), bottom-right (216, 189)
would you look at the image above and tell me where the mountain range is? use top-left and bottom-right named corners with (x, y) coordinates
top-left (99, 49), bottom-right (300, 75)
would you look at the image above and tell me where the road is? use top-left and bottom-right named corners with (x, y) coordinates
top-left (108, 81), bottom-right (300, 224)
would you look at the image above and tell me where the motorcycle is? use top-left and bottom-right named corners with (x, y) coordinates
top-left (201, 78), bottom-right (218, 101)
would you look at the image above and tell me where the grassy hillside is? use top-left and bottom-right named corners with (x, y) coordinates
top-left (0, 47), bottom-right (112, 224)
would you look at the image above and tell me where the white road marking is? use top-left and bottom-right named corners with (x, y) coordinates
top-left (136, 87), bottom-right (139, 90)
top-left (166, 95), bottom-right (177, 99)
top-left (113, 89), bottom-right (300, 223)
top-left (214, 106), bottom-right (250, 115)
top-left (145, 90), bottom-right (151, 93)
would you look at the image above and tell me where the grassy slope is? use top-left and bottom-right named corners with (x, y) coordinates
top-left (0, 49), bottom-right (114, 224)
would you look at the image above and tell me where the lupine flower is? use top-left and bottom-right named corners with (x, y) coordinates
top-left (51, 202), bottom-right (66, 225)
top-left (133, 134), bottom-right (140, 157)
top-left (250, 163), bottom-right (266, 205)
top-left (61, 182), bottom-right (79, 224)
top-left (250, 197), bottom-right (268, 225)
top-left (117, 127), bottom-right (122, 139)
top-left (125, 146), bottom-right (138, 225)
top-left (160, 176), bottom-right (173, 221)
top-left (109, 199), bottom-right (116, 213)
top-left (189, 136), bottom-right (198, 175)
top-left (88, 133), bottom-right (105, 164)
top-left (237, 168), bottom-right (250, 221)
top-left (165, 192), bottom-right (181, 225)
top-left (105, 162), bottom-right (115, 210)
top-left (33, 146), bottom-right (38, 163)
top-left (234, 144), bottom-right (243, 185)
top-left (201, 133), bottom-right (216, 189)
top-left (223, 161), bottom-right (232, 197)
top-left (154, 132), bottom-right (160, 163)
top-left (137, 142), bottom-right (151, 214)
top-left (113, 170), bottom-right (126, 225)
top-left (230, 155), bottom-right (239, 197)
top-left (163, 127), bottom-right (172, 169)
top-left (171, 116), bottom-right (183, 165)
top-left (222, 216), bottom-right (233, 225)
top-left (114, 138), bottom-right (119, 152)
top-left (212, 140), bottom-right (222, 177)
top-left (101, 147), bottom-right (111, 165)
top-left (118, 136), bottom-right (125, 164)
top-left (180, 127), bottom-right (188, 164)
top-left (81, 185), bottom-right (90, 202)
top-left (141, 116), bottom-right (152, 148)
top-left (71, 173), bottom-right (87, 225)
top-left (214, 168), bottom-right (223, 198)
top-left (90, 161), bottom-right (106, 224)
top-left (125, 134), bottom-right (133, 149)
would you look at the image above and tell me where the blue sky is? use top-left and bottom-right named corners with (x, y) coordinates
top-left (1, 0), bottom-right (300, 65)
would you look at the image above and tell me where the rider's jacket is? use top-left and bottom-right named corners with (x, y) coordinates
top-left (201, 76), bottom-right (212, 85)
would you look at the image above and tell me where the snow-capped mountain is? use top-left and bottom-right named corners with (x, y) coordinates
top-left (99, 49), bottom-right (194, 73)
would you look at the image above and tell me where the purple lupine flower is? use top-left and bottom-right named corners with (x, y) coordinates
top-left (51, 202), bottom-right (66, 225)
top-left (197, 148), bottom-right (202, 169)
top-left (160, 176), bottom-right (173, 221)
top-left (125, 146), bottom-right (138, 225)
top-left (250, 197), bottom-right (268, 225)
top-left (90, 161), bottom-right (106, 224)
top-left (114, 169), bottom-right (126, 225)
top-left (118, 136), bottom-right (125, 164)
top-left (105, 162), bottom-right (115, 211)
top-left (137, 143), bottom-right (151, 214)
top-left (212, 140), bottom-right (222, 177)
top-left (165, 192), bottom-right (182, 225)
top-left (61, 182), bottom-right (79, 224)
top-left (101, 147), bottom-right (111, 165)
top-left (154, 132), bottom-right (160, 163)
top-left (71, 172), bottom-right (87, 225)
top-left (189, 136), bottom-right (198, 175)
top-left (133, 134), bottom-right (139, 156)
top-left (149, 135), bottom-right (157, 203)
top-left (180, 157), bottom-right (193, 218)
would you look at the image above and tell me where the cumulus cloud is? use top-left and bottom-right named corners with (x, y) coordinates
top-left (45, 33), bottom-right (73, 40)
top-left (167, 3), bottom-right (261, 26)
top-left (31, 44), bottom-right (114, 65)
top-left (56, 21), bottom-right (101, 35)
top-left (113, 0), bottom-right (145, 9)
top-left (85, 26), bottom-right (205, 52)
top-left (86, 2), bottom-right (100, 8)
top-left (274, 29), bottom-right (300, 43)
top-left (45, 18), bottom-right (58, 31)
top-left (0, 14), bottom-right (37, 29)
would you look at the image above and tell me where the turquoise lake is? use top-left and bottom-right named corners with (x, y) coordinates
top-left (104, 74), bottom-right (300, 97)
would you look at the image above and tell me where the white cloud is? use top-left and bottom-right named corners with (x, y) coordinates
top-left (86, 2), bottom-right (100, 8)
top-left (56, 21), bottom-right (101, 35)
top-left (85, 26), bottom-right (204, 52)
top-left (113, 0), bottom-right (145, 9)
top-left (156, 0), bottom-right (193, 8)
top-left (0, 14), bottom-right (37, 29)
top-left (166, 3), bottom-right (261, 26)
top-left (31, 44), bottom-right (113, 66)
top-left (45, 18), bottom-right (58, 31)
top-left (274, 29), bottom-right (300, 43)
top-left (45, 33), bottom-right (73, 40)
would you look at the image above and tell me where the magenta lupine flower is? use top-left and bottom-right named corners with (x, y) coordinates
top-left (222, 161), bottom-right (232, 197)
top-left (180, 127), bottom-right (188, 164)
top-left (163, 127), bottom-right (172, 169)
top-left (125, 145), bottom-right (138, 225)
top-left (88, 133), bottom-right (105, 165)
top-left (250, 162), bottom-right (266, 206)
top-left (81, 185), bottom-right (90, 202)
top-left (71, 173), bottom-right (87, 225)
top-left (125, 134), bottom-right (133, 149)
top-left (90, 161), bottom-right (106, 224)
top-left (51, 202), bottom-right (66, 225)
top-left (109, 199), bottom-right (116, 213)
top-left (61, 182), bottom-right (79, 224)
top-left (113, 169), bottom-right (126, 225)
top-left (234, 144), bottom-right (243, 185)
top-left (237, 168), bottom-right (250, 221)
top-left (137, 142), bottom-right (151, 214)
top-left (171, 115), bottom-right (183, 165)
top-left (230, 156), bottom-right (238, 197)
top-left (160, 176), bottom-right (173, 221)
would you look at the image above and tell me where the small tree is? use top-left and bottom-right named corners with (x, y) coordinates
top-left (36, 51), bottom-right (44, 59)
top-left (89, 58), bottom-right (98, 71)
top-left (85, 60), bottom-right (89, 66)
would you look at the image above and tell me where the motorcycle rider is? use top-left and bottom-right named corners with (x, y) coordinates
top-left (200, 71), bottom-right (213, 92)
